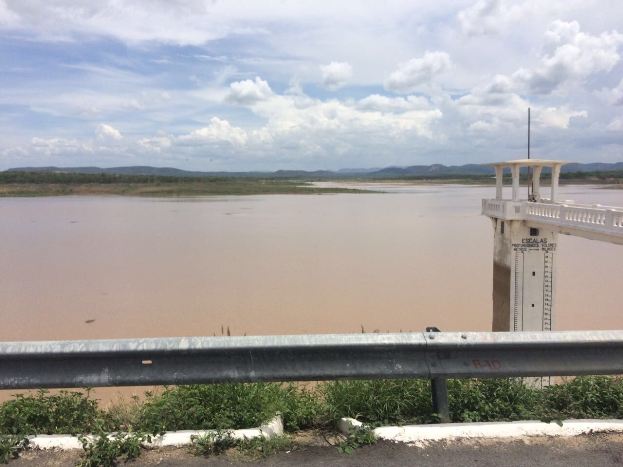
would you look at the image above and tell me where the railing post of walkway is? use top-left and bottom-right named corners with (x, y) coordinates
top-left (606, 209), bottom-right (615, 228)
top-left (426, 327), bottom-right (450, 423)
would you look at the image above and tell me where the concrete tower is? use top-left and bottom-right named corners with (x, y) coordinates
top-left (482, 159), bottom-right (565, 333)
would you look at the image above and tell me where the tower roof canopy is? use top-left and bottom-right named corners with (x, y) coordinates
top-left (486, 159), bottom-right (567, 168)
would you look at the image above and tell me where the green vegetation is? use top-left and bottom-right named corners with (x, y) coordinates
top-left (135, 383), bottom-right (319, 433)
top-left (190, 432), bottom-right (294, 460)
top-left (322, 377), bottom-right (623, 425)
top-left (1, 377), bottom-right (623, 463)
top-left (1, 171), bottom-right (207, 184)
top-left (0, 171), bottom-right (368, 197)
top-left (77, 430), bottom-right (150, 467)
top-left (336, 426), bottom-right (377, 454)
top-left (448, 378), bottom-right (542, 423)
top-left (0, 390), bottom-right (101, 435)
top-left (323, 379), bottom-right (433, 425)
top-left (277, 384), bottom-right (323, 431)
top-left (137, 383), bottom-right (284, 433)
top-left (0, 436), bottom-right (28, 464)
top-left (559, 170), bottom-right (623, 184)
top-left (236, 435), bottom-right (294, 459)
top-left (541, 376), bottom-right (623, 420)
top-left (1, 169), bottom-right (620, 197)
top-left (366, 172), bottom-right (623, 186)
top-left (190, 430), bottom-right (237, 457)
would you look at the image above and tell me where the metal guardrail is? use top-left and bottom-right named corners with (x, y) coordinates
top-left (2, 330), bottom-right (623, 390)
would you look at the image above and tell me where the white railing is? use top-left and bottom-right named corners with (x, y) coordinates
top-left (482, 199), bottom-right (503, 215)
top-left (524, 202), bottom-right (623, 236)
top-left (563, 206), bottom-right (607, 225)
top-left (483, 199), bottom-right (623, 241)
top-left (525, 203), bottom-right (560, 220)
top-left (481, 199), bottom-right (523, 220)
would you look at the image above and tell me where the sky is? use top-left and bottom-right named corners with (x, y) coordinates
top-left (1, 0), bottom-right (622, 171)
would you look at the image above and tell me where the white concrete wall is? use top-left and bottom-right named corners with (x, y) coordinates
top-left (492, 220), bottom-right (557, 333)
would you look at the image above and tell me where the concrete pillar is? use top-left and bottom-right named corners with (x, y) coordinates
top-left (532, 166), bottom-right (542, 201)
top-left (511, 165), bottom-right (520, 201)
top-left (495, 166), bottom-right (503, 200)
top-left (492, 221), bottom-right (557, 335)
top-left (551, 165), bottom-right (561, 202)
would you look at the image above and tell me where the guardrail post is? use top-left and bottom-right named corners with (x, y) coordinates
top-left (426, 327), bottom-right (450, 423)
top-left (431, 377), bottom-right (450, 423)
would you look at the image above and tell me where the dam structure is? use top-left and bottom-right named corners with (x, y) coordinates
top-left (482, 159), bottom-right (623, 333)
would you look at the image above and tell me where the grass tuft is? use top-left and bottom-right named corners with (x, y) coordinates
top-left (448, 378), bottom-right (542, 422)
top-left (336, 426), bottom-right (377, 454)
top-left (77, 430), bottom-right (150, 467)
top-left (0, 436), bottom-right (29, 464)
top-left (542, 376), bottom-right (623, 420)
top-left (237, 435), bottom-right (294, 459)
top-left (190, 430), bottom-right (237, 457)
top-left (322, 379), bottom-right (433, 426)
top-left (137, 384), bottom-right (279, 433)
top-left (0, 390), bottom-right (102, 436)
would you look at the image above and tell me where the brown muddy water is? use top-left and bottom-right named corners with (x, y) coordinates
top-left (0, 184), bottom-right (622, 402)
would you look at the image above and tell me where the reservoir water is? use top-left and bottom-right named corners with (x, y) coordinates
top-left (1, 184), bottom-right (622, 402)
top-left (1, 184), bottom-right (622, 343)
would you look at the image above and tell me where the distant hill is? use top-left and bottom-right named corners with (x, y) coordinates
top-left (6, 162), bottom-right (623, 179)
top-left (5, 166), bottom-right (222, 177)
top-left (562, 162), bottom-right (623, 173)
top-left (370, 163), bottom-right (493, 177)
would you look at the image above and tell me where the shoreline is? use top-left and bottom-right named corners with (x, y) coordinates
top-left (1, 179), bottom-right (620, 198)
top-left (0, 181), bottom-right (372, 198)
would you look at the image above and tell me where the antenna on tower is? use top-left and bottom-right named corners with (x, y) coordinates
top-left (528, 107), bottom-right (533, 200)
top-left (528, 107), bottom-right (531, 160)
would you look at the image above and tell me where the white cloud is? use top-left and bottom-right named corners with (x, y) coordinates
top-left (468, 120), bottom-right (499, 132)
top-left (1, 1), bottom-right (231, 44)
top-left (181, 117), bottom-right (248, 146)
top-left (457, 79), bottom-right (587, 130)
top-left (607, 78), bottom-right (623, 105)
top-left (356, 94), bottom-right (430, 112)
top-left (481, 74), bottom-right (516, 94)
top-left (0, 1), bottom-right (444, 48)
top-left (2, 3), bottom-right (623, 169)
top-left (535, 106), bottom-right (587, 129)
top-left (607, 118), bottom-right (623, 131)
top-left (0, 0), bottom-right (18, 26)
top-left (138, 136), bottom-right (172, 152)
top-left (31, 137), bottom-right (93, 155)
top-left (385, 52), bottom-right (451, 93)
top-left (456, 1), bottom-right (568, 38)
top-left (168, 86), bottom-right (443, 162)
top-left (320, 61), bottom-right (352, 90)
top-left (96, 123), bottom-right (122, 140)
top-left (247, 90), bottom-right (442, 140)
top-left (457, 88), bottom-right (528, 130)
top-left (513, 20), bottom-right (623, 94)
top-left (225, 77), bottom-right (273, 105)
top-left (457, 0), bottom-right (503, 36)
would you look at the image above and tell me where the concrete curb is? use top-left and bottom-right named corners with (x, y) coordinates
top-left (27, 415), bottom-right (283, 450)
top-left (338, 417), bottom-right (623, 446)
